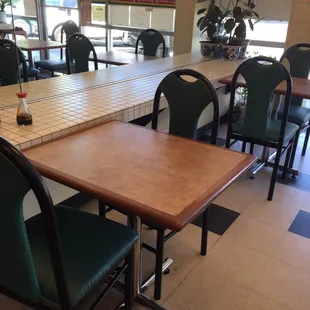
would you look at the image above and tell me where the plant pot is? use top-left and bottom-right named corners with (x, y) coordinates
top-left (0, 11), bottom-right (7, 23)
top-left (221, 44), bottom-right (241, 61)
top-left (199, 41), bottom-right (220, 58)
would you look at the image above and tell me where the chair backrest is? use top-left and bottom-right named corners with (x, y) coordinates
top-left (0, 138), bottom-right (70, 308)
top-left (60, 20), bottom-right (79, 60)
top-left (135, 29), bottom-right (166, 58)
top-left (0, 39), bottom-right (28, 86)
top-left (152, 69), bottom-right (219, 142)
top-left (66, 33), bottom-right (98, 74)
top-left (60, 20), bottom-right (79, 43)
top-left (280, 43), bottom-right (310, 106)
top-left (227, 56), bottom-right (292, 142)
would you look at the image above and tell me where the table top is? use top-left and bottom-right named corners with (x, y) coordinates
top-left (0, 58), bottom-right (242, 150)
top-left (219, 75), bottom-right (310, 100)
top-left (94, 51), bottom-right (156, 65)
top-left (17, 39), bottom-right (65, 51)
top-left (24, 121), bottom-right (256, 230)
top-left (0, 52), bottom-right (210, 109)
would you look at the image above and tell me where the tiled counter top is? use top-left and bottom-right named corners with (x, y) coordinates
top-left (0, 52), bottom-right (210, 109)
top-left (0, 58), bottom-right (241, 151)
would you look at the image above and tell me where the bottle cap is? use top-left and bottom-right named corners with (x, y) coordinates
top-left (16, 92), bottom-right (27, 99)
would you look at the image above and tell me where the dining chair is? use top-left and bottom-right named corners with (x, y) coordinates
top-left (35, 20), bottom-right (79, 77)
top-left (0, 39), bottom-right (29, 86)
top-left (278, 43), bottom-right (310, 169)
top-left (135, 29), bottom-right (166, 58)
top-left (0, 137), bottom-right (138, 310)
top-left (225, 56), bottom-right (299, 201)
top-left (66, 33), bottom-right (98, 74)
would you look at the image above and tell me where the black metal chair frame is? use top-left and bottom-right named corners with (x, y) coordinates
top-left (280, 43), bottom-right (310, 170)
top-left (225, 56), bottom-right (297, 201)
top-left (101, 69), bottom-right (220, 301)
top-left (0, 39), bottom-right (28, 85)
top-left (0, 138), bottom-right (134, 310)
top-left (135, 28), bottom-right (166, 58)
top-left (66, 33), bottom-right (98, 74)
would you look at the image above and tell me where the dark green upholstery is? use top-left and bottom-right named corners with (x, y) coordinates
top-left (236, 59), bottom-right (292, 141)
top-left (0, 154), bottom-right (41, 303)
top-left (0, 137), bottom-right (138, 309)
top-left (26, 206), bottom-right (138, 307)
top-left (278, 105), bottom-right (310, 126)
top-left (135, 29), bottom-right (166, 58)
top-left (35, 20), bottom-right (79, 74)
top-left (280, 44), bottom-right (310, 106)
top-left (66, 33), bottom-right (98, 74)
top-left (233, 118), bottom-right (299, 143)
top-left (35, 59), bottom-right (67, 71)
top-left (152, 69), bottom-right (219, 141)
top-left (0, 39), bottom-right (28, 86)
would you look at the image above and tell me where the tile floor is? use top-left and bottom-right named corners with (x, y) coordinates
top-left (2, 129), bottom-right (310, 310)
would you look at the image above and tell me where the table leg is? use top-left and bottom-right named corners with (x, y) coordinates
top-left (128, 214), bottom-right (167, 310)
top-left (27, 50), bottom-right (34, 68)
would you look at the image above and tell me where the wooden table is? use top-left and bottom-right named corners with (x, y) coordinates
top-left (93, 51), bottom-right (156, 66)
top-left (219, 75), bottom-right (310, 99)
top-left (24, 120), bottom-right (256, 309)
top-left (17, 39), bottom-right (65, 68)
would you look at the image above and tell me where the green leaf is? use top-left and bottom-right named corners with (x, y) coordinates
top-left (235, 23), bottom-right (247, 39)
top-left (248, 19), bottom-right (254, 31)
top-left (197, 16), bottom-right (204, 28)
top-left (224, 18), bottom-right (236, 34)
top-left (207, 24), bottom-right (217, 39)
top-left (199, 16), bottom-right (210, 31)
top-left (253, 11), bottom-right (259, 18)
top-left (197, 8), bottom-right (207, 15)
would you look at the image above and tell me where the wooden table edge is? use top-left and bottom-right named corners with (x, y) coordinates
top-left (28, 151), bottom-right (256, 232)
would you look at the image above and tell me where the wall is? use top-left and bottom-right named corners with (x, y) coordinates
top-left (174, 0), bottom-right (195, 55)
top-left (286, 0), bottom-right (310, 48)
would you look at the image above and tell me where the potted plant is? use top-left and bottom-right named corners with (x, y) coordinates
top-left (196, 0), bottom-right (231, 58)
top-left (0, 0), bottom-right (19, 23)
top-left (223, 0), bottom-right (261, 59)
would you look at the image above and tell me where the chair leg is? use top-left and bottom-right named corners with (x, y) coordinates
top-left (98, 200), bottom-right (106, 218)
top-left (282, 138), bottom-right (294, 179)
top-left (250, 143), bottom-right (254, 155)
top-left (242, 142), bottom-right (246, 153)
top-left (200, 207), bottom-right (209, 256)
top-left (302, 124), bottom-right (310, 156)
top-left (268, 147), bottom-right (282, 201)
top-left (288, 129), bottom-right (300, 169)
top-left (124, 250), bottom-right (134, 310)
top-left (154, 229), bottom-right (165, 301)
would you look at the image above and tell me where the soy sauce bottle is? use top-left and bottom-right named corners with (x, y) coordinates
top-left (16, 92), bottom-right (32, 126)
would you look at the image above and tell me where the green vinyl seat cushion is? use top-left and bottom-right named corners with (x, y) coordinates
top-left (26, 206), bottom-right (138, 307)
top-left (34, 59), bottom-right (67, 71)
top-left (232, 118), bottom-right (299, 142)
top-left (21, 67), bottom-right (39, 78)
top-left (278, 105), bottom-right (310, 126)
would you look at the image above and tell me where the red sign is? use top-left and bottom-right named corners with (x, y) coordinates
top-left (110, 0), bottom-right (176, 7)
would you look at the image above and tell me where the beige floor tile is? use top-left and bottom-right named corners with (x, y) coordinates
top-left (242, 199), bottom-right (301, 230)
top-left (221, 215), bottom-right (285, 257)
top-left (243, 292), bottom-right (292, 310)
top-left (273, 231), bottom-right (310, 274)
top-left (201, 238), bottom-right (271, 289)
top-left (142, 224), bottom-right (220, 301)
top-left (167, 266), bottom-right (250, 310)
top-left (254, 260), bottom-right (310, 310)
top-left (301, 200), bottom-right (310, 213)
